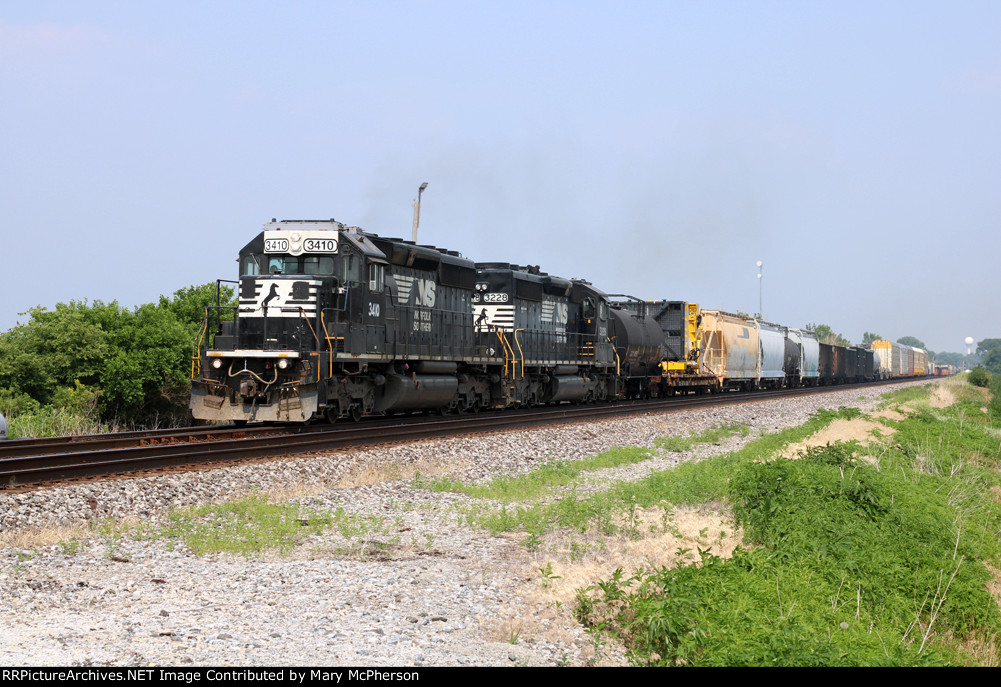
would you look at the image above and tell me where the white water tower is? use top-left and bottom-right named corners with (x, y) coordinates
top-left (965, 336), bottom-right (974, 355)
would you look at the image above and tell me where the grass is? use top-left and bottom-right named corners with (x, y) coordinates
top-left (4, 406), bottom-right (114, 439)
top-left (8, 377), bottom-right (996, 665)
top-left (878, 383), bottom-right (934, 407)
top-left (655, 422), bottom-right (750, 452)
top-left (571, 381), bottom-right (1001, 666)
top-left (415, 446), bottom-right (652, 502)
top-left (453, 408), bottom-right (862, 537)
top-left (990, 375), bottom-right (1001, 419)
top-left (2, 405), bottom-right (190, 439)
top-left (156, 493), bottom-right (403, 558)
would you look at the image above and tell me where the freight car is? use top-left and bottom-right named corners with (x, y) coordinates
top-left (870, 340), bottom-right (929, 380)
top-left (190, 219), bottom-right (928, 424)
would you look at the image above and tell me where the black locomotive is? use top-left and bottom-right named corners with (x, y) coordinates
top-left (190, 220), bottom-right (622, 423)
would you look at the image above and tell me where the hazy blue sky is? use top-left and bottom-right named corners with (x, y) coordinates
top-left (2, 1), bottom-right (998, 353)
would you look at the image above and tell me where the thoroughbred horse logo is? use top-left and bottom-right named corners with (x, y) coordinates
top-left (262, 283), bottom-right (280, 308)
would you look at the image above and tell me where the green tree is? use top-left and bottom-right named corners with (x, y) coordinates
top-left (0, 283), bottom-right (229, 426)
top-left (805, 323), bottom-right (850, 347)
top-left (861, 331), bottom-right (882, 346)
top-left (100, 304), bottom-right (192, 422)
top-left (0, 301), bottom-right (123, 406)
top-left (159, 282), bottom-right (236, 336)
top-left (934, 351), bottom-right (965, 367)
top-left (976, 338), bottom-right (1001, 356)
top-left (984, 348), bottom-right (1001, 375)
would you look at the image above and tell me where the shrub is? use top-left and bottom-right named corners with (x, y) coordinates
top-left (989, 374), bottom-right (1001, 419)
top-left (968, 366), bottom-right (990, 388)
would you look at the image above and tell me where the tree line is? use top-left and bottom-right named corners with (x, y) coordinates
top-left (2, 288), bottom-right (998, 435)
top-left (0, 284), bottom-right (234, 431)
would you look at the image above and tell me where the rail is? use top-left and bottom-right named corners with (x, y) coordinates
top-left (2, 377), bottom-right (928, 490)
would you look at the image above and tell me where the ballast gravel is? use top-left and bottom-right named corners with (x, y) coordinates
top-left (0, 381), bottom-right (932, 667)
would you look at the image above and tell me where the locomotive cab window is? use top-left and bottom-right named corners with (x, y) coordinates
top-left (303, 256), bottom-right (335, 275)
top-left (268, 256), bottom-right (290, 274)
top-left (368, 263), bottom-right (385, 293)
top-left (261, 255), bottom-right (335, 276)
top-left (583, 297), bottom-right (595, 320)
top-left (240, 255), bottom-right (261, 276)
top-left (342, 253), bottom-right (361, 286)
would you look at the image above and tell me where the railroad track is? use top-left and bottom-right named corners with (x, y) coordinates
top-left (0, 378), bottom-right (919, 490)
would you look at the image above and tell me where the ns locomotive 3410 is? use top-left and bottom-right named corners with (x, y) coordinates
top-left (189, 219), bottom-right (928, 424)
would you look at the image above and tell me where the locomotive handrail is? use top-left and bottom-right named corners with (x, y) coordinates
top-left (297, 307), bottom-right (320, 351)
top-left (191, 308), bottom-right (210, 379)
top-left (607, 336), bottom-right (621, 375)
top-left (494, 327), bottom-right (513, 378)
top-left (320, 309), bottom-right (345, 378)
top-left (514, 329), bottom-right (525, 379)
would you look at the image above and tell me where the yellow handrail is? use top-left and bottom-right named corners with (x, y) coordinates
top-left (299, 307), bottom-right (319, 349)
top-left (320, 310), bottom-right (345, 379)
top-left (514, 329), bottom-right (525, 379)
top-left (310, 352), bottom-right (321, 382)
top-left (494, 327), bottom-right (514, 378)
top-left (191, 308), bottom-right (209, 379)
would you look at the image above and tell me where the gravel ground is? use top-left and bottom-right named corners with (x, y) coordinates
top-left (0, 381), bottom-right (933, 667)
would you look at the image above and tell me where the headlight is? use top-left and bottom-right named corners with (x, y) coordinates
top-left (277, 359), bottom-right (290, 370)
top-left (212, 359), bottom-right (223, 369)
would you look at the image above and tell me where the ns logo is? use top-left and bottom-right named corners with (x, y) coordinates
top-left (414, 279), bottom-right (436, 308)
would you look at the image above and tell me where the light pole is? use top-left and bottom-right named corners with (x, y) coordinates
top-left (412, 182), bottom-right (428, 243)
top-left (756, 260), bottom-right (763, 319)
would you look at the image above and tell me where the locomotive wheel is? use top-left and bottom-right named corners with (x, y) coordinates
top-left (349, 404), bottom-right (363, 422)
top-left (326, 408), bottom-right (338, 424)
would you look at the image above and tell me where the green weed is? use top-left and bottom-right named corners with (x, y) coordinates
top-left (459, 407), bottom-right (864, 537)
top-left (416, 446), bottom-right (651, 502)
top-left (656, 422), bottom-right (750, 453)
top-left (539, 562), bottom-right (561, 589)
top-left (880, 384), bottom-right (933, 406)
top-left (158, 494), bottom-right (354, 557)
top-left (58, 540), bottom-right (83, 556)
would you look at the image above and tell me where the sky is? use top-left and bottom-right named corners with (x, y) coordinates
top-left (1, 1), bottom-right (998, 354)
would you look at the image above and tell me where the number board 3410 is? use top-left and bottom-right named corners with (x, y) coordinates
top-left (303, 238), bottom-right (337, 253)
